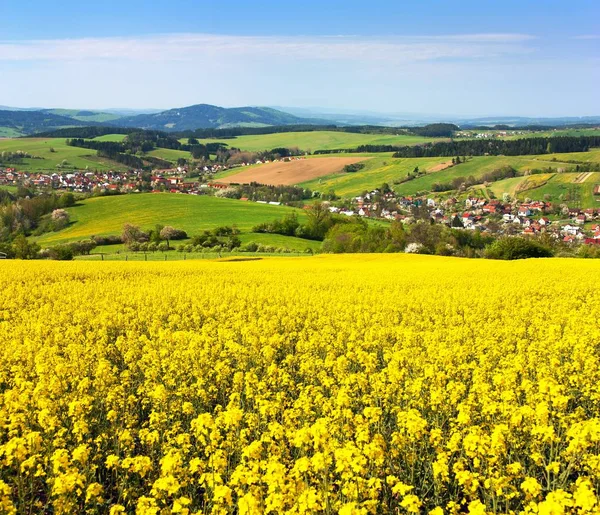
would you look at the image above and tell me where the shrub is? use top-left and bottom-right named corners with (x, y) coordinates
top-left (484, 237), bottom-right (554, 260)
top-left (242, 242), bottom-right (259, 253)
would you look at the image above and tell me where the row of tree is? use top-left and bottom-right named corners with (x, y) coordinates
top-left (320, 218), bottom-right (556, 259)
top-left (252, 204), bottom-right (336, 241)
top-left (392, 136), bottom-right (600, 158)
top-left (0, 190), bottom-right (76, 242)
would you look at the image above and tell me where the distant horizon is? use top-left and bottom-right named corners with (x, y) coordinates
top-left (1, 0), bottom-right (598, 118)
top-left (1, 103), bottom-right (600, 122)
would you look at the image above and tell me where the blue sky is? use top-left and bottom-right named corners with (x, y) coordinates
top-left (1, 0), bottom-right (599, 116)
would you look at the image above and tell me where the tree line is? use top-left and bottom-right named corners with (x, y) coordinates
top-left (392, 136), bottom-right (600, 158)
top-left (313, 136), bottom-right (600, 156)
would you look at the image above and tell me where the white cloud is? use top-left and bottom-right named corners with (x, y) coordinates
top-left (573, 34), bottom-right (600, 40)
top-left (0, 33), bottom-right (535, 63)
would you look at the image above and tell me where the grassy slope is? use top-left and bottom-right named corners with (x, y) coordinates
top-left (147, 148), bottom-right (192, 162)
top-left (195, 131), bottom-right (443, 152)
top-left (35, 194), bottom-right (312, 247)
top-left (0, 185), bottom-right (18, 192)
top-left (91, 232), bottom-right (322, 254)
top-left (505, 128), bottom-right (600, 140)
top-left (92, 134), bottom-right (127, 142)
top-left (300, 156), bottom-right (448, 196)
top-left (0, 138), bottom-right (122, 171)
top-left (44, 109), bottom-right (122, 123)
top-left (513, 172), bottom-right (600, 208)
top-left (0, 128), bottom-right (23, 138)
top-left (298, 151), bottom-right (600, 198)
top-left (537, 148), bottom-right (600, 163)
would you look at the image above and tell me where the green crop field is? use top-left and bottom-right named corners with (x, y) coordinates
top-left (486, 173), bottom-right (555, 198)
top-left (300, 152), bottom-right (593, 198)
top-left (299, 156), bottom-right (450, 196)
top-left (515, 173), bottom-right (600, 208)
top-left (194, 131), bottom-right (443, 152)
top-left (92, 134), bottom-right (127, 142)
top-left (537, 148), bottom-right (600, 164)
top-left (147, 148), bottom-right (192, 162)
top-left (34, 193), bottom-right (315, 249)
top-left (504, 128), bottom-right (600, 140)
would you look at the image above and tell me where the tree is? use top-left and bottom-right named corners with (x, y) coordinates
top-left (58, 192), bottom-right (76, 208)
top-left (303, 202), bottom-right (333, 240)
top-left (159, 226), bottom-right (179, 249)
top-left (51, 209), bottom-right (70, 230)
top-left (484, 237), bottom-right (553, 260)
top-left (121, 224), bottom-right (147, 247)
top-left (12, 235), bottom-right (39, 260)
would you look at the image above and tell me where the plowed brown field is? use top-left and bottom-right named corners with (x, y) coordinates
top-left (220, 157), bottom-right (369, 186)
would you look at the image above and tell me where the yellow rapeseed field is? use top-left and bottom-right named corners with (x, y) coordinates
top-left (1, 255), bottom-right (600, 514)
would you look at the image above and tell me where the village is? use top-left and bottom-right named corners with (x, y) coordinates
top-left (2, 164), bottom-right (600, 245)
top-left (330, 189), bottom-right (600, 245)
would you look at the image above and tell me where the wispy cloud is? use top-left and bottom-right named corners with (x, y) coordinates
top-left (0, 33), bottom-right (535, 63)
top-left (573, 34), bottom-right (600, 40)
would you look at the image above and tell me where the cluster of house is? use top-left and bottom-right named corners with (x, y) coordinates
top-left (328, 190), bottom-right (600, 244)
top-left (0, 165), bottom-right (230, 194)
top-left (0, 168), bottom-right (145, 192)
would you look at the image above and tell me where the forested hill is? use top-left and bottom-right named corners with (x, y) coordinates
top-left (0, 110), bottom-right (98, 135)
top-left (113, 104), bottom-right (327, 131)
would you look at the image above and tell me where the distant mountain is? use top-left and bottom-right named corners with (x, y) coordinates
top-left (42, 109), bottom-right (123, 124)
top-left (273, 107), bottom-right (600, 128)
top-left (457, 116), bottom-right (600, 128)
top-left (2, 103), bottom-right (598, 137)
top-left (0, 109), bottom-right (99, 136)
top-left (114, 104), bottom-right (327, 131)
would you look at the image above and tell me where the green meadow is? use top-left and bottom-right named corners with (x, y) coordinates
top-left (195, 130), bottom-right (443, 152)
top-left (301, 152), bottom-right (593, 198)
top-left (34, 193), bottom-right (316, 250)
top-left (0, 137), bottom-right (122, 171)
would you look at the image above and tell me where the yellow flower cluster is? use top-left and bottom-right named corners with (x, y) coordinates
top-left (1, 255), bottom-right (600, 514)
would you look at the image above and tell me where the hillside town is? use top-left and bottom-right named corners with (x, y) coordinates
top-left (336, 189), bottom-right (600, 244)
top-left (2, 165), bottom-right (600, 244)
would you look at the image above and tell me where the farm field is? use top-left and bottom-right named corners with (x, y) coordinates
top-left (91, 133), bottom-right (127, 142)
top-left (299, 156), bottom-right (452, 196)
top-left (504, 128), bottom-right (600, 139)
top-left (485, 171), bottom-right (600, 207)
top-left (538, 148), bottom-right (600, 164)
top-left (2, 255), bottom-right (600, 513)
top-left (147, 147), bottom-right (192, 162)
top-left (297, 154), bottom-right (576, 197)
top-left (34, 193), bottom-right (311, 247)
top-left (486, 173), bottom-right (555, 198)
top-left (518, 172), bottom-right (600, 207)
top-left (195, 130), bottom-right (443, 152)
top-left (220, 156), bottom-right (369, 186)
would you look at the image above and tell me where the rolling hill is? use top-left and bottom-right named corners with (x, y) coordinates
top-left (0, 104), bottom-right (327, 135)
top-left (34, 194), bottom-right (318, 251)
top-left (114, 104), bottom-right (326, 131)
top-left (0, 110), bottom-right (98, 136)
